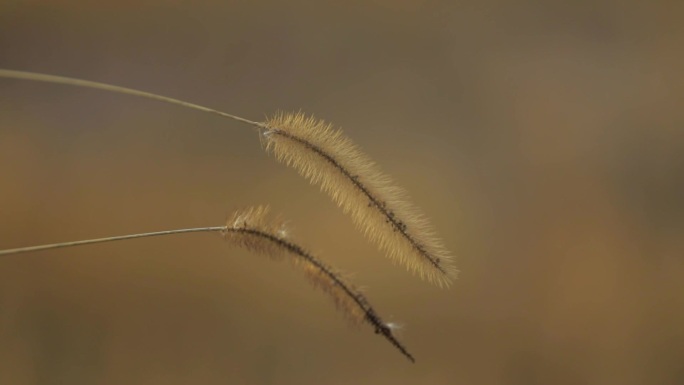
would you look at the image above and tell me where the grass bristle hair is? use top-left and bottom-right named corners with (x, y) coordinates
top-left (264, 112), bottom-right (457, 287)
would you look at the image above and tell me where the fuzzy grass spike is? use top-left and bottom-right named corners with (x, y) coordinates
top-left (0, 206), bottom-right (415, 362)
top-left (264, 112), bottom-right (457, 286)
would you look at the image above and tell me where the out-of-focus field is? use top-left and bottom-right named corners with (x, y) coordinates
top-left (0, 1), bottom-right (682, 384)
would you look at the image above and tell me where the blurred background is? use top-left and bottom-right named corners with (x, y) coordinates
top-left (0, 1), bottom-right (682, 384)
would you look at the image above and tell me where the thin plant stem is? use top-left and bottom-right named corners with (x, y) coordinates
top-left (0, 69), bottom-right (264, 129)
top-left (0, 226), bottom-right (226, 256)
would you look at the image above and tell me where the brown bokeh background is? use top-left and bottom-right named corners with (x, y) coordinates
top-left (1, 1), bottom-right (682, 384)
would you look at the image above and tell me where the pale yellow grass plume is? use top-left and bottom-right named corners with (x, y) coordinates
top-left (263, 112), bottom-right (457, 287)
top-left (224, 206), bottom-right (415, 362)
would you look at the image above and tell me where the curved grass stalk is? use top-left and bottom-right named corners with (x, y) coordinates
top-left (0, 207), bottom-right (415, 362)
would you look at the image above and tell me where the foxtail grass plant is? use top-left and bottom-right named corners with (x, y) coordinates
top-left (0, 69), bottom-right (457, 286)
top-left (0, 207), bottom-right (415, 362)
top-left (0, 68), bottom-right (459, 362)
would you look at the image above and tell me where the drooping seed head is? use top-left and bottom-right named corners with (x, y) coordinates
top-left (263, 112), bottom-right (458, 287)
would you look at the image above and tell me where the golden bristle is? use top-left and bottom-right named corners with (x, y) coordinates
top-left (223, 206), bottom-right (285, 259)
top-left (264, 112), bottom-right (457, 287)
